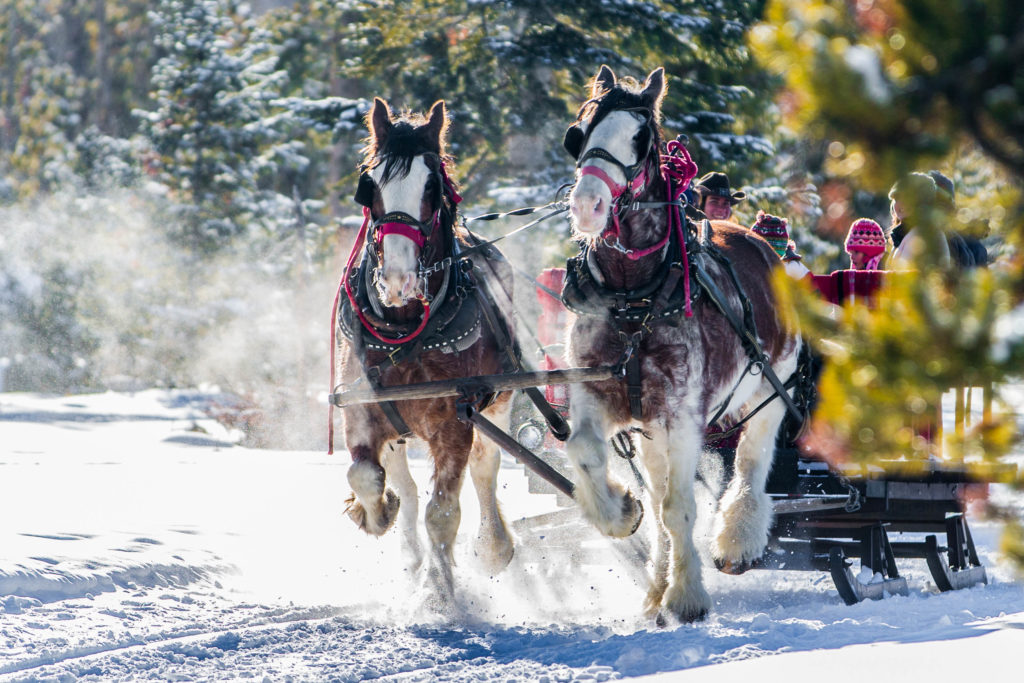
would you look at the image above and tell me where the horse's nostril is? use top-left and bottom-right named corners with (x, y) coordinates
top-left (593, 197), bottom-right (605, 215)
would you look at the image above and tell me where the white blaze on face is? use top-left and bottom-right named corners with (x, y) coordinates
top-left (373, 157), bottom-right (432, 307)
top-left (568, 110), bottom-right (646, 236)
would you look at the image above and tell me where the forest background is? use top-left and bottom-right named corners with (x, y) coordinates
top-left (1, 0), bottom-right (1022, 555)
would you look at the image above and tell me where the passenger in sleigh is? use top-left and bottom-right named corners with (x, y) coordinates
top-left (750, 210), bottom-right (813, 281)
top-left (810, 218), bottom-right (889, 306)
top-left (693, 171), bottom-right (746, 221)
top-left (844, 218), bottom-right (887, 271)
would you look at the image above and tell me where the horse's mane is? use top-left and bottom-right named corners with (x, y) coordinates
top-left (361, 111), bottom-right (457, 191)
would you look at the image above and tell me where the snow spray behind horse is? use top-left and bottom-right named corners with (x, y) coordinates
top-left (561, 66), bottom-right (801, 623)
top-left (330, 99), bottom-right (521, 599)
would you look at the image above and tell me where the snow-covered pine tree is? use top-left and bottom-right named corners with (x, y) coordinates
top-left (136, 0), bottom-right (290, 253)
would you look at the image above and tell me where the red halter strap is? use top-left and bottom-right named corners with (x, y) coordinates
top-left (580, 159), bottom-right (668, 260)
top-left (580, 164), bottom-right (646, 200)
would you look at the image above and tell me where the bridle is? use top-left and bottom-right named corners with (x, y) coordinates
top-left (343, 151), bottom-right (462, 346)
top-left (565, 106), bottom-right (667, 259)
top-left (355, 151), bottom-right (460, 252)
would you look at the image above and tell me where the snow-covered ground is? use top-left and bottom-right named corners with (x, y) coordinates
top-left (1, 389), bottom-right (1022, 681)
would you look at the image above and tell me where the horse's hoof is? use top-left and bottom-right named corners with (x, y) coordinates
top-left (345, 489), bottom-right (400, 536)
top-left (714, 556), bottom-right (760, 575)
top-left (626, 494), bottom-right (644, 536)
top-left (675, 605), bottom-right (709, 623)
top-left (654, 612), bottom-right (668, 629)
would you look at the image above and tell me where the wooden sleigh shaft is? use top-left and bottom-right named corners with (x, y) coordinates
top-left (329, 366), bottom-right (617, 407)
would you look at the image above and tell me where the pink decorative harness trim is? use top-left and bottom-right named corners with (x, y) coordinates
top-left (376, 220), bottom-right (429, 247)
top-left (578, 138), bottom-right (699, 304)
top-left (661, 139), bottom-right (699, 317)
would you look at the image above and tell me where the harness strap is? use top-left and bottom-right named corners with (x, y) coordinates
top-left (625, 352), bottom-right (644, 420)
top-left (691, 222), bottom-right (804, 424)
top-left (365, 365), bottom-right (414, 439)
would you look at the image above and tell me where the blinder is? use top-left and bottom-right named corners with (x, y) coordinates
top-left (563, 125), bottom-right (585, 160)
top-left (354, 172), bottom-right (375, 207)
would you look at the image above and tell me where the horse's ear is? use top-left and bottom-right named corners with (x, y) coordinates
top-left (369, 97), bottom-right (393, 146)
top-left (641, 67), bottom-right (666, 113)
top-left (592, 64), bottom-right (616, 97)
top-left (424, 100), bottom-right (448, 152)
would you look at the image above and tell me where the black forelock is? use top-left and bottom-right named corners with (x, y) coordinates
top-left (372, 122), bottom-right (428, 185)
top-left (362, 116), bottom-right (452, 187)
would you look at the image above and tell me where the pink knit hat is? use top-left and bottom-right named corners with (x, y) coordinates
top-left (845, 218), bottom-right (886, 269)
top-left (751, 210), bottom-right (790, 259)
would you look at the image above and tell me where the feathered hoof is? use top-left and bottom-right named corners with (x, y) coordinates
top-left (597, 490), bottom-right (644, 538)
top-left (663, 596), bottom-right (709, 624)
top-left (663, 582), bottom-right (711, 624)
top-left (714, 556), bottom-right (761, 575)
top-left (345, 489), bottom-right (400, 536)
top-left (624, 492), bottom-right (644, 537)
top-left (673, 604), bottom-right (709, 624)
top-left (474, 536), bottom-right (514, 575)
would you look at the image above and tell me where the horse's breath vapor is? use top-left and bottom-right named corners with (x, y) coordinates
top-left (0, 188), bottom-right (332, 449)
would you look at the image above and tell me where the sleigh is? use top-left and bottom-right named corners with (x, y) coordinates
top-left (754, 269), bottom-right (1008, 603)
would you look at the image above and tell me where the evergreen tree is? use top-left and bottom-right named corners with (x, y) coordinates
top-left (756, 0), bottom-right (1024, 566)
top-left (136, 0), bottom-right (289, 252)
top-left (0, 0), bottom-right (155, 197)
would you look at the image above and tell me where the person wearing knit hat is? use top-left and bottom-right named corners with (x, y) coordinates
top-left (845, 218), bottom-right (887, 270)
top-left (694, 171), bottom-right (745, 220)
top-left (751, 210), bottom-right (789, 257)
top-left (751, 210), bottom-right (812, 280)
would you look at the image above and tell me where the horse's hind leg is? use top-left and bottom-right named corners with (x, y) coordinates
top-left (712, 393), bottom-right (786, 573)
top-left (469, 399), bottom-right (514, 573)
top-left (424, 423), bottom-right (473, 599)
top-left (660, 413), bottom-right (711, 622)
top-left (381, 441), bottom-right (423, 570)
top-left (345, 408), bottom-right (400, 536)
top-left (566, 388), bottom-right (643, 538)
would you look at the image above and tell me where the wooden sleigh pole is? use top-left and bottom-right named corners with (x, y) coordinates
top-left (329, 366), bottom-right (617, 408)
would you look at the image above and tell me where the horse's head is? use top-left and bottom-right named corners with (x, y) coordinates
top-left (356, 98), bottom-right (452, 308)
top-left (565, 65), bottom-right (665, 238)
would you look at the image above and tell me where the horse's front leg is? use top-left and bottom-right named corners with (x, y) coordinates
top-left (344, 406), bottom-right (400, 536)
top-left (469, 397), bottom-right (514, 573)
top-left (659, 410), bottom-right (711, 623)
top-left (638, 426), bottom-right (671, 619)
top-left (566, 387), bottom-right (643, 538)
top-left (424, 421), bottom-right (473, 599)
top-left (712, 393), bottom-right (786, 573)
top-left (381, 440), bottom-right (423, 570)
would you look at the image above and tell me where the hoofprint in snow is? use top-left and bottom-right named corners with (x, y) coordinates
top-left (0, 390), bottom-right (1022, 681)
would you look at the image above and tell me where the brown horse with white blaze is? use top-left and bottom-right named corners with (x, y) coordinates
top-left (333, 98), bottom-right (516, 601)
top-left (562, 66), bottom-right (800, 623)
